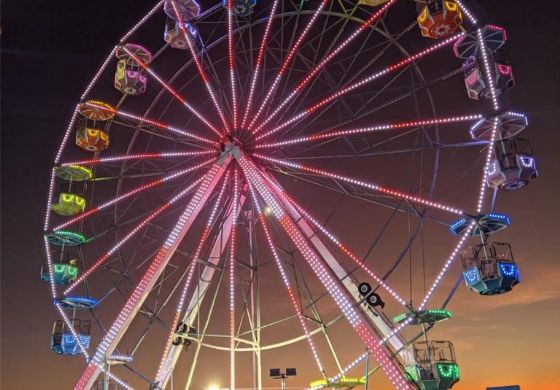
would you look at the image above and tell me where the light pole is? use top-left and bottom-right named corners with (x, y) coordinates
top-left (270, 368), bottom-right (297, 390)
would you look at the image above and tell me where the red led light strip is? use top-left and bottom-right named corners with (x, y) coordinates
top-left (255, 34), bottom-right (464, 140)
top-left (155, 170), bottom-right (230, 384)
top-left (63, 175), bottom-right (207, 296)
top-left (239, 155), bottom-right (412, 390)
top-left (227, 0), bottom-right (238, 129)
top-left (256, 114), bottom-right (483, 149)
top-left (253, 0), bottom-right (398, 134)
top-left (247, 0), bottom-right (330, 131)
top-left (84, 101), bottom-right (218, 146)
top-left (52, 159), bottom-right (215, 231)
top-left (61, 150), bottom-right (215, 167)
top-left (171, 1), bottom-right (230, 133)
top-left (123, 46), bottom-right (222, 138)
top-left (240, 0), bottom-right (280, 129)
top-left (253, 154), bottom-right (464, 215)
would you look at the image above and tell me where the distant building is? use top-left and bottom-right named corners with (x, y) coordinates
top-left (487, 386), bottom-right (521, 390)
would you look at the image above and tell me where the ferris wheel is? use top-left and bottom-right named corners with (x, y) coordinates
top-left (42, 0), bottom-right (538, 389)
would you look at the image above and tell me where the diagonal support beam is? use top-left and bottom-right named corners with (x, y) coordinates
top-left (157, 191), bottom-right (248, 389)
top-left (239, 154), bottom-right (412, 390)
top-left (73, 159), bottom-right (231, 390)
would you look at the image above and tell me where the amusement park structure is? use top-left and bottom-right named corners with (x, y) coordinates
top-left (42, 0), bottom-right (537, 389)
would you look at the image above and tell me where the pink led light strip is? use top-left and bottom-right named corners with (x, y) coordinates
top-left (256, 114), bottom-right (483, 149)
top-left (253, 0), bottom-right (398, 134)
top-left (63, 175), bottom-right (207, 296)
top-left (227, 0), bottom-right (238, 128)
top-left (255, 33), bottom-right (464, 139)
top-left (74, 163), bottom-right (225, 390)
top-left (246, 179), bottom-right (325, 374)
top-left (247, 0), bottom-right (330, 130)
top-left (171, 1), bottom-right (230, 133)
top-left (154, 169), bottom-right (230, 384)
top-left (52, 159), bottom-right (215, 232)
top-left (61, 150), bottom-right (214, 167)
top-left (84, 101), bottom-right (217, 145)
top-left (122, 46), bottom-right (222, 138)
top-left (253, 154), bottom-right (464, 215)
top-left (229, 167), bottom-right (240, 390)
top-left (240, 0), bottom-right (280, 129)
top-left (239, 155), bottom-right (412, 390)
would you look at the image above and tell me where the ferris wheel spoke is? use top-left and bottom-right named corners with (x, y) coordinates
top-left (51, 159), bottom-right (215, 232)
top-left (228, 167), bottom-right (241, 389)
top-left (226, 1), bottom-right (239, 128)
top-left (275, 1), bottom-right (356, 124)
top-left (247, 0), bottom-right (330, 131)
top-left (157, 192), bottom-right (245, 389)
top-left (154, 169), bottom-right (230, 385)
top-left (255, 33), bottom-right (464, 141)
top-left (121, 46), bottom-right (223, 138)
top-left (253, 0), bottom-right (398, 135)
top-left (257, 114), bottom-right (483, 149)
top-left (253, 153), bottom-right (464, 215)
top-left (60, 150), bottom-right (215, 168)
top-left (240, 0), bottom-right (281, 129)
top-left (246, 179), bottom-right (327, 376)
top-left (169, 2), bottom-right (230, 133)
top-left (284, 64), bottom-right (464, 147)
top-left (282, 18), bottom-right (419, 139)
top-left (476, 117), bottom-right (500, 213)
top-left (62, 174), bottom-right (208, 296)
top-left (418, 221), bottom-right (474, 311)
top-left (240, 154), bottom-right (413, 390)
top-left (260, 173), bottom-right (409, 308)
top-left (280, 19), bottom-right (377, 134)
top-left (84, 101), bottom-right (218, 146)
top-left (74, 161), bottom-right (230, 390)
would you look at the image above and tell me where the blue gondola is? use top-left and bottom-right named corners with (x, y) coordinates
top-left (51, 319), bottom-right (91, 356)
top-left (461, 242), bottom-right (520, 295)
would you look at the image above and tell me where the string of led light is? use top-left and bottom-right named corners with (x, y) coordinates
top-left (255, 33), bottom-right (464, 139)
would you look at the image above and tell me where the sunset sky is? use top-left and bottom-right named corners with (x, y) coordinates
top-left (2, 1), bottom-right (559, 389)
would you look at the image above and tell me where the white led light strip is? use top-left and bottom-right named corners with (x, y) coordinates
top-left (74, 161), bottom-right (229, 390)
top-left (246, 179), bottom-right (326, 374)
top-left (241, 0), bottom-right (280, 129)
top-left (255, 33), bottom-right (464, 138)
top-left (171, 1), bottom-right (230, 134)
top-left (259, 172), bottom-right (408, 307)
top-left (256, 114), bottom-right (483, 149)
top-left (240, 155), bottom-right (412, 390)
top-left (154, 169), bottom-right (230, 384)
top-left (254, 154), bottom-right (464, 215)
top-left (248, 0), bottom-right (329, 131)
top-left (253, 0), bottom-right (399, 133)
